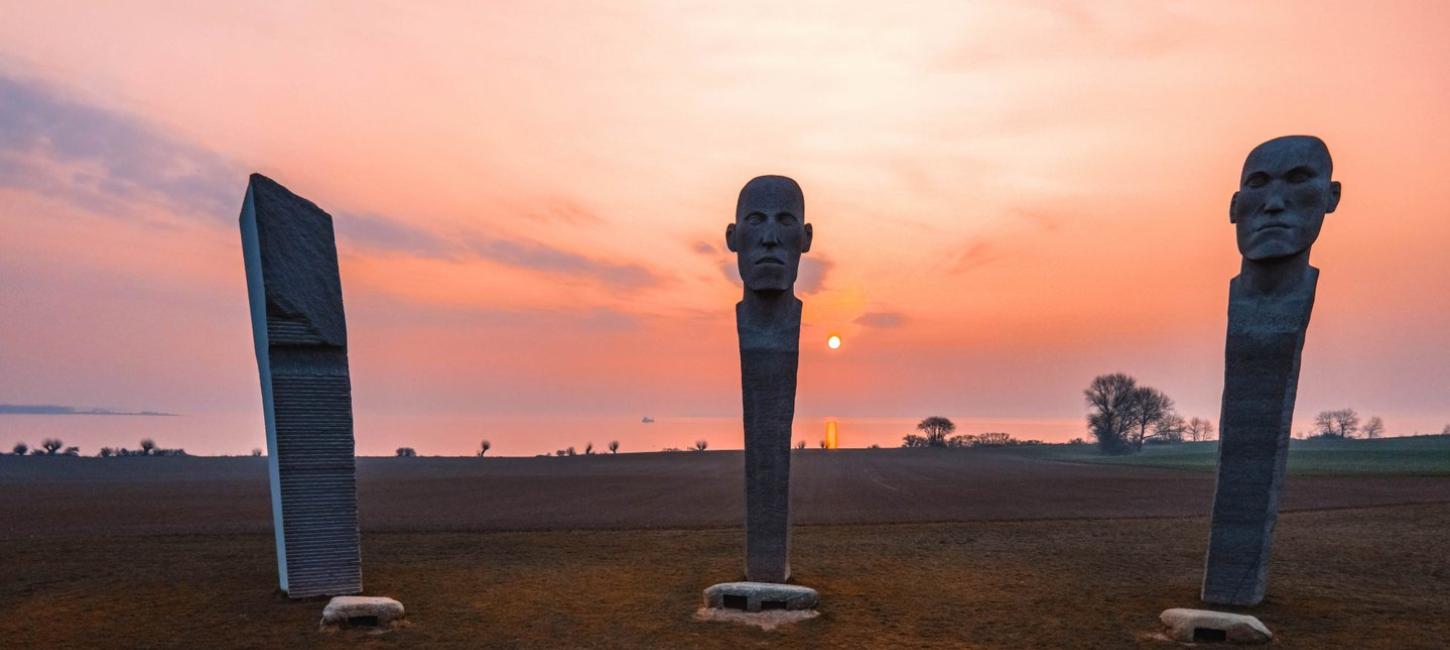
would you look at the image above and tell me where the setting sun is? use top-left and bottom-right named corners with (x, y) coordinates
top-left (827, 335), bottom-right (842, 350)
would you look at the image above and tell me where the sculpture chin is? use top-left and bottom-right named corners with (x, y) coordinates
top-left (1240, 241), bottom-right (1309, 262)
top-left (741, 266), bottom-right (795, 293)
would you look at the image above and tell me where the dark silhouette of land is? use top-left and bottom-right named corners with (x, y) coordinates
top-left (3, 444), bottom-right (1448, 648)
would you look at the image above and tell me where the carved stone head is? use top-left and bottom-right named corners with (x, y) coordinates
top-left (726, 175), bottom-right (813, 293)
top-left (1230, 135), bottom-right (1341, 262)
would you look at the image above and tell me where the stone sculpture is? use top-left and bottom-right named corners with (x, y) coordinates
top-left (702, 175), bottom-right (818, 617)
top-left (729, 175), bottom-right (812, 584)
top-left (1201, 136), bottom-right (1342, 606)
top-left (240, 173), bottom-right (362, 598)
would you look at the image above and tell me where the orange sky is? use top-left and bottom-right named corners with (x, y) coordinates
top-left (2, 1), bottom-right (1448, 455)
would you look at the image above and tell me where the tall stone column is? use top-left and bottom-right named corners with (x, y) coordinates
top-left (240, 173), bottom-right (362, 598)
top-left (1202, 273), bottom-right (1315, 606)
top-left (1200, 135), bottom-right (1342, 607)
top-left (739, 298), bottom-right (800, 582)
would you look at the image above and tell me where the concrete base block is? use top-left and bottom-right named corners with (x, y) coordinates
top-left (1160, 608), bottom-right (1271, 644)
top-left (320, 596), bottom-right (405, 630)
top-left (703, 581), bottom-right (818, 612)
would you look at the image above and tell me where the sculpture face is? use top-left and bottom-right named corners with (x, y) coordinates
top-left (1231, 136), bottom-right (1341, 262)
top-left (726, 176), bottom-right (813, 293)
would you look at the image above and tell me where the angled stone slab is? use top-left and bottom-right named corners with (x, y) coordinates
top-left (240, 173), bottom-right (361, 598)
top-left (1160, 608), bottom-right (1271, 644)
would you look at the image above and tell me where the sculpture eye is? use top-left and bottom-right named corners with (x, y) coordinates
top-left (746, 212), bottom-right (766, 225)
top-left (777, 213), bottom-right (797, 225)
top-left (1245, 172), bottom-right (1269, 189)
top-left (1286, 167), bottom-right (1313, 183)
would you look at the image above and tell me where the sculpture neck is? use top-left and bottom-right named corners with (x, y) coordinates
top-left (1239, 249), bottom-right (1311, 298)
top-left (736, 290), bottom-right (802, 351)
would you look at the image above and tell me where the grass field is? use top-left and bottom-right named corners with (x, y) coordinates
top-left (1005, 434), bottom-right (1450, 476)
top-left (3, 440), bottom-right (1449, 648)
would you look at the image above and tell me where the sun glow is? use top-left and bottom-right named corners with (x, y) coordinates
top-left (827, 335), bottom-right (842, 350)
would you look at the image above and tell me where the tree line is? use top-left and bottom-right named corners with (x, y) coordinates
top-left (9, 438), bottom-right (185, 457)
top-left (1083, 373), bottom-right (1213, 454)
top-left (900, 416), bottom-right (1041, 448)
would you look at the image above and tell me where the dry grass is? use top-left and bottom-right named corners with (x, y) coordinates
top-left (3, 503), bottom-right (1447, 648)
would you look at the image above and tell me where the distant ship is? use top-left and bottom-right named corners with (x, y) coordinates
top-left (641, 416), bottom-right (655, 424)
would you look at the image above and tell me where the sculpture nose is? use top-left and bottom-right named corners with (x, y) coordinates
top-left (761, 226), bottom-right (780, 247)
top-left (1263, 194), bottom-right (1286, 214)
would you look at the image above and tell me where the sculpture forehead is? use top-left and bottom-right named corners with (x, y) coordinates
top-left (1242, 136), bottom-right (1333, 178)
top-left (736, 175), bottom-right (804, 218)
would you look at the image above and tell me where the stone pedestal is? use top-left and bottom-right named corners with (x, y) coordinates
top-left (240, 173), bottom-right (362, 599)
top-left (320, 596), bottom-right (405, 630)
top-left (1160, 608), bottom-right (1271, 644)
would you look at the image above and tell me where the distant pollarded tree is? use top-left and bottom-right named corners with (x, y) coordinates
top-left (1443, 424), bottom-right (1450, 436)
top-left (139, 438), bottom-right (157, 456)
top-left (694, 440), bottom-right (708, 451)
top-left (31, 448), bottom-right (44, 455)
top-left (1185, 417), bottom-right (1214, 442)
top-left (608, 440), bottom-right (619, 454)
top-left (395, 447), bottom-right (417, 457)
top-left (98, 447), bottom-right (114, 458)
top-left (251, 448), bottom-right (263, 457)
top-left (1362, 416), bottom-right (1385, 439)
top-left (12, 442), bottom-right (27, 456)
top-left (914, 416), bottom-right (956, 447)
top-left (1313, 409), bottom-right (1359, 438)
top-left (1084, 373), bottom-right (1137, 453)
top-left (478, 439), bottom-right (491, 457)
top-left (795, 440), bottom-right (807, 450)
top-left (63, 446), bottom-right (80, 456)
top-left (1122, 386), bottom-right (1175, 450)
top-left (975, 432), bottom-right (1014, 447)
top-left (566, 446), bottom-right (577, 457)
top-left (40, 438), bottom-right (64, 455)
top-left (585, 442), bottom-right (594, 455)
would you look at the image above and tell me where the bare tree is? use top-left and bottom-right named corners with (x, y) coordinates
top-left (99, 447), bottom-right (114, 458)
top-left (139, 438), bottom-right (157, 456)
top-left (478, 439), bottom-right (491, 457)
top-left (40, 438), bottom-right (64, 455)
top-left (1313, 409), bottom-right (1360, 438)
top-left (12, 442), bottom-right (27, 456)
top-left (1361, 416), bottom-right (1384, 439)
top-left (395, 447), bottom-right (417, 457)
top-left (251, 448), bottom-right (263, 457)
top-left (608, 440), bottom-right (619, 454)
top-left (566, 446), bottom-right (577, 457)
top-left (1084, 373), bottom-right (1137, 453)
top-left (1122, 387), bottom-right (1174, 450)
top-left (795, 440), bottom-right (807, 450)
top-left (1151, 414), bottom-right (1187, 444)
top-left (1185, 417), bottom-right (1214, 442)
top-left (63, 446), bottom-right (80, 456)
top-left (585, 442), bottom-right (594, 455)
top-left (693, 439), bottom-right (708, 451)
top-left (908, 416), bottom-right (956, 447)
top-left (975, 432), bottom-right (1013, 447)
top-left (1443, 424), bottom-right (1450, 436)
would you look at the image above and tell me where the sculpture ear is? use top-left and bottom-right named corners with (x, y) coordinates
top-left (1228, 192), bottom-right (1239, 224)
top-left (725, 223), bottom-right (738, 253)
top-left (1326, 181), bottom-right (1341, 214)
top-left (801, 223), bottom-right (813, 253)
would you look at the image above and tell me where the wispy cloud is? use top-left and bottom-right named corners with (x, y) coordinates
top-left (855, 311), bottom-right (905, 328)
top-left (468, 237), bottom-right (662, 290)
top-left (0, 74), bottom-right (241, 222)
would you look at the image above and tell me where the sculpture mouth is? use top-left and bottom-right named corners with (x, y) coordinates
top-left (754, 257), bottom-right (785, 266)
top-left (1255, 223), bottom-right (1293, 234)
